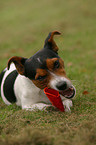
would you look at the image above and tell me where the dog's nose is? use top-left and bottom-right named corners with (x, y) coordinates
top-left (56, 81), bottom-right (67, 90)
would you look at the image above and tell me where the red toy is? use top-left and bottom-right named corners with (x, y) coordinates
top-left (44, 87), bottom-right (64, 112)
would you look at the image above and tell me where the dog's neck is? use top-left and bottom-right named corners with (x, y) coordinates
top-left (19, 74), bottom-right (41, 92)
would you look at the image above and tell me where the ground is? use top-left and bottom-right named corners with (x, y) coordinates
top-left (0, 0), bottom-right (96, 145)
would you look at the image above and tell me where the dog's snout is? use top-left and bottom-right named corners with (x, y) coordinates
top-left (56, 81), bottom-right (67, 91)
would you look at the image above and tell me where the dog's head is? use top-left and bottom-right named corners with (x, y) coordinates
top-left (8, 31), bottom-right (76, 99)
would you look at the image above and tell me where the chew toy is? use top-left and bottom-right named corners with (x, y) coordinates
top-left (44, 87), bottom-right (64, 112)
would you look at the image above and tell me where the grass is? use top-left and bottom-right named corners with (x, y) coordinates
top-left (0, 0), bottom-right (96, 144)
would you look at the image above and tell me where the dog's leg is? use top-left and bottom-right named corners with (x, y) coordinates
top-left (20, 91), bottom-right (52, 111)
top-left (63, 99), bottom-right (73, 113)
top-left (22, 103), bottom-right (51, 111)
top-left (20, 95), bottom-right (50, 111)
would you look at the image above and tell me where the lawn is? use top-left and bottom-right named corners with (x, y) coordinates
top-left (0, 0), bottom-right (96, 144)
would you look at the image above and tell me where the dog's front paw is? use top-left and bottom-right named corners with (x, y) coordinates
top-left (63, 99), bottom-right (73, 113)
top-left (23, 103), bottom-right (51, 111)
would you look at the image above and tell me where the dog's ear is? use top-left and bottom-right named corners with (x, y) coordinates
top-left (44, 31), bottom-right (61, 53)
top-left (8, 56), bottom-right (27, 75)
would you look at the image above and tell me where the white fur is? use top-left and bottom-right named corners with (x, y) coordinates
top-left (37, 57), bottom-right (42, 64)
top-left (1, 64), bottom-right (74, 112)
top-left (49, 71), bottom-right (72, 91)
top-left (14, 74), bottom-right (51, 109)
top-left (63, 99), bottom-right (73, 112)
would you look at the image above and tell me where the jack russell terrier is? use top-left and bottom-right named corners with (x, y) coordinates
top-left (0, 31), bottom-right (76, 112)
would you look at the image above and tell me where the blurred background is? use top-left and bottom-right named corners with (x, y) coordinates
top-left (0, 0), bottom-right (96, 58)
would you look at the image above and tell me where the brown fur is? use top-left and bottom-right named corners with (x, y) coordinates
top-left (8, 56), bottom-right (26, 75)
top-left (47, 31), bottom-right (61, 53)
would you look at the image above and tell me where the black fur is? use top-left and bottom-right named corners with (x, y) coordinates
top-left (3, 70), bottom-right (18, 103)
top-left (24, 48), bottom-right (59, 79)
top-left (0, 70), bottom-right (6, 96)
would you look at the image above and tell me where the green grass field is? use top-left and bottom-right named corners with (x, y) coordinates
top-left (0, 0), bottom-right (96, 144)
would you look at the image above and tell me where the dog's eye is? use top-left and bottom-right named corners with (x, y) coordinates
top-left (54, 60), bottom-right (60, 68)
top-left (37, 75), bottom-right (46, 81)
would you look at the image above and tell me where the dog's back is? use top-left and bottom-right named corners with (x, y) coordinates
top-left (0, 69), bottom-right (6, 96)
top-left (0, 64), bottom-right (18, 105)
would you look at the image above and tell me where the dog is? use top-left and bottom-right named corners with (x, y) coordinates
top-left (0, 31), bottom-right (76, 112)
